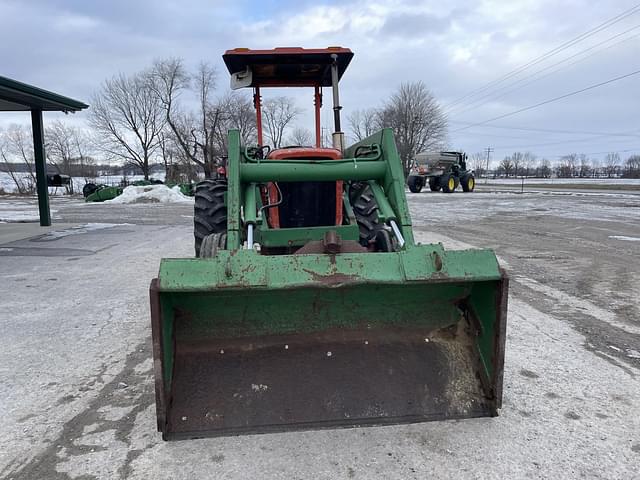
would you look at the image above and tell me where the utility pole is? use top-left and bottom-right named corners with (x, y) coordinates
top-left (484, 147), bottom-right (493, 182)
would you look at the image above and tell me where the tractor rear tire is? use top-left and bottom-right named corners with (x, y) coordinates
top-left (441, 174), bottom-right (457, 193)
top-left (194, 179), bottom-right (228, 257)
top-left (461, 174), bottom-right (476, 192)
top-left (352, 184), bottom-right (395, 252)
top-left (428, 177), bottom-right (440, 191)
top-left (407, 176), bottom-right (424, 193)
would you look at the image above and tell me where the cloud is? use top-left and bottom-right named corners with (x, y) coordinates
top-left (380, 12), bottom-right (453, 38)
top-left (0, 0), bottom-right (638, 160)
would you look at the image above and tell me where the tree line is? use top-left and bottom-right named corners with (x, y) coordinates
top-left (469, 151), bottom-right (640, 179)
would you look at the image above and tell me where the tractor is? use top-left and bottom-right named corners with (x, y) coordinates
top-left (408, 151), bottom-right (475, 193)
top-left (149, 47), bottom-right (508, 439)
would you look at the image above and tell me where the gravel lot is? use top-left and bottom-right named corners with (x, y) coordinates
top-left (0, 186), bottom-right (639, 479)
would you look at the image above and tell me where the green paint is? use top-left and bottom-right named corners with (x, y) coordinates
top-left (85, 185), bottom-right (123, 202)
top-left (255, 224), bottom-right (359, 247)
top-left (153, 127), bottom-right (507, 413)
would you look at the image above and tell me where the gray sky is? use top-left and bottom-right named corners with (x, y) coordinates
top-left (1, 0), bottom-right (639, 163)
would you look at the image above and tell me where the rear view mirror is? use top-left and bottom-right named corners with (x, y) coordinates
top-left (230, 67), bottom-right (252, 90)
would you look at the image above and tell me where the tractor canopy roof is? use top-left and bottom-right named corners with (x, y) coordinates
top-left (222, 47), bottom-right (353, 88)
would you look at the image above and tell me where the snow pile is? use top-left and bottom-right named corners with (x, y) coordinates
top-left (105, 184), bottom-right (193, 204)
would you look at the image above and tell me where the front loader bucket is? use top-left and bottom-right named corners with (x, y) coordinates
top-left (150, 244), bottom-right (508, 439)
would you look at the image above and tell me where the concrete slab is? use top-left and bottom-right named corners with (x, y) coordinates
top-left (0, 223), bottom-right (78, 244)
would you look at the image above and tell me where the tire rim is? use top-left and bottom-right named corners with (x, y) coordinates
top-left (469, 178), bottom-right (474, 189)
top-left (448, 178), bottom-right (455, 190)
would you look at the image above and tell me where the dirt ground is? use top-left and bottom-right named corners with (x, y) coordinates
top-left (0, 185), bottom-right (638, 479)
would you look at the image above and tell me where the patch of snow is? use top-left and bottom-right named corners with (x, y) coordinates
top-left (0, 203), bottom-right (59, 223)
top-left (608, 235), bottom-right (640, 242)
top-left (105, 185), bottom-right (193, 204)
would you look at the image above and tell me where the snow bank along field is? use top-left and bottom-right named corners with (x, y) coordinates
top-left (0, 185), bottom-right (638, 479)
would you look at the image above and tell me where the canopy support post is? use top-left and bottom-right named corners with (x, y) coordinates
top-left (31, 109), bottom-right (50, 226)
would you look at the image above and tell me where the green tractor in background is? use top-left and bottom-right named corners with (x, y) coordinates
top-left (407, 151), bottom-right (475, 193)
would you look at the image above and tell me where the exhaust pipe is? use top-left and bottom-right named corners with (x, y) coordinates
top-left (330, 54), bottom-right (345, 152)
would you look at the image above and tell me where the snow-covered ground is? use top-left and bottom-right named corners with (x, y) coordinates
top-left (408, 190), bottom-right (640, 224)
top-left (0, 199), bottom-right (59, 223)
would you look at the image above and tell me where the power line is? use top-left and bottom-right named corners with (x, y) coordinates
top-left (549, 147), bottom-right (639, 158)
top-left (449, 121), bottom-right (640, 138)
top-left (443, 3), bottom-right (640, 110)
top-left (446, 25), bottom-right (640, 118)
top-left (451, 69), bottom-right (640, 133)
top-left (495, 134), bottom-right (640, 150)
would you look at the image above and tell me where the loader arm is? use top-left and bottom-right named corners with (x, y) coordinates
top-left (149, 47), bottom-right (508, 440)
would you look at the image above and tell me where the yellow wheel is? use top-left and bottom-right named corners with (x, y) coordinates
top-left (441, 175), bottom-right (456, 193)
top-left (462, 175), bottom-right (475, 192)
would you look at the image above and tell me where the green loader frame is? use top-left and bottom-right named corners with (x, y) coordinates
top-left (150, 47), bottom-right (508, 440)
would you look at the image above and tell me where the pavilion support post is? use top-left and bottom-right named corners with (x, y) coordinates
top-left (31, 109), bottom-right (51, 226)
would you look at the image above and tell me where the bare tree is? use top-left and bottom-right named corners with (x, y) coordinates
top-left (604, 152), bottom-right (620, 178)
top-left (523, 152), bottom-right (537, 176)
top-left (377, 82), bottom-right (448, 176)
top-left (470, 152), bottom-right (486, 177)
top-left (348, 108), bottom-right (379, 142)
top-left (211, 92), bottom-right (257, 154)
top-left (578, 154), bottom-right (591, 178)
top-left (45, 120), bottom-right (95, 184)
top-left (150, 58), bottom-right (255, 178)
top-left (624, 155), bottom-right (640, 178)
top-left (506, 152), bottom-right (525, 176)
top-left (538, 158), bottom-right (552, 178)
top-left (1, 125), bottom-right (37, 193)
top-left (45, 120), bottom-right (74, 174)
top-left (262, 96), bottom-right (302, 148)
top-left (558, 153), bottom-right (579, 178)
top-left (287, 127), bottom-right (313, 146)
top-left (90, 72), bottom-right (165, 179)
top-left (498, 157), bottom-right (514, 177)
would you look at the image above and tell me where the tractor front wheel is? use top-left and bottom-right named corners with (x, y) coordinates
top-left (194, 179), bottom-right (228, 257)
top-left (441, 174), bottom-right (457, 193)
top-left (461, 174), bottom-right (476, 192)
top-left (408, 176), bottom-right (424, 193)
top-left (352, 183), bottom-right (396, 252)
